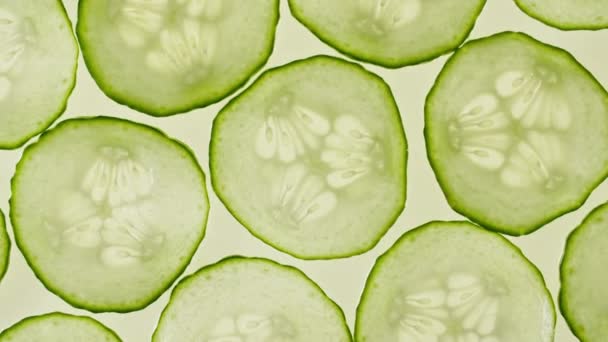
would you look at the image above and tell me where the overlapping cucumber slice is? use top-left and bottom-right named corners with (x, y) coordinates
top-left (77, 0), bottom-right (279, 116)
top-left (515, 0), bottom-right (608, 30)
top-left (10, 117), bottom-right (209, 312)
top-left (356, 221), bottom-right (555, 342)
top-left (0, 0), bottom-right (78, 149)
top-left (560, 202), bottom-right (608, 341)
top-left (425, 31), bottom-right (608, 235)
top-left (0, 210), bottom-right (8, 284)
top-left (210, 55), bottom-right (407, 259)
top-left (153, 256), bottom-right (352, 342)
top-left (288, 0), bottom-right (486, 68)
top-left (0, 312), bottom-right (122, 342)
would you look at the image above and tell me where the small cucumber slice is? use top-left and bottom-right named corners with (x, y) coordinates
top-left (153, 256), bottom-right (352, 342)
top-left (288, 0), bottom-right (486, 68)
top-left (0, 0), bottom-right (78, 149)
top-left (560, 202), bottom-right (608, 341)
top-left (0, 312), bottom-right (121, 342)
top-left (210, 55), bottom-right (407, 259)
top-left (10, 117), bottom-right (209, 312)
top-left (0, 210), bottom-right (9, 284)
top-left (77, 0), bottom-right (279, 116)
top-left (425, 32), bottom-right (608, 235)
top-left (355, 221), bottom-right (555, 342)
top-left (515, 0), bottom-right (608, 30)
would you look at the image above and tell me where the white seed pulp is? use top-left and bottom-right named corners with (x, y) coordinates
top-left (207, 314), bottom-right (295, 342)
top-left (113, 0), bottom-right (221, 81)
top-left (448, 67), bottom-right (571, 190)
top-left (254, 93), bottom-right (385, 229)
top-left (48, 146), bottom-right (164, 267)
top-left (0, 8), bottom-right (35, 101)
top-left (356, 0), bottom-right (421, 35)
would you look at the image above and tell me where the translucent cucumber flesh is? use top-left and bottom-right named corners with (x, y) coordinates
top-left (0, 210), bottom-right (8, 283)
top-left (0, 312), bottom-right (121, 342)
top-left (515, 0), bottom-right (608, 30)
top-left (425, 32), bottom-right (608, 235)
top-left (0, 1), bottom-right (77, 148)
top-left (77, 0), bottom-right (278, 116)
top-left (211, 55), bottom-right (406, 259)
top-left (356, 221), bottom-right (555, 342)
top-left (153, 257), bottom-right (351, 342)
top-left (288, 0), bottom-right (486, 67)
top-left (560, 203), bottom-right (608, 341)
top-left (10, 117), bottom-right (209, 312)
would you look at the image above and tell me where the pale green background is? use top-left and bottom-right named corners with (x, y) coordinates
top-left (1, 1), bottom-right (606, 341)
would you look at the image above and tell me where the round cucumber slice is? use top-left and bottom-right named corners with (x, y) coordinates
top-left (210, 55), bottom-right (407, 259)
top-left (355, 221), bottom-right (555, 342)
top-left (0, 210), bottom-right (9, 284)
top-left (0, 312), bottom-right (121, 342)
top-left (0, 0), bottom-right (78, 149)
top-left (425, 31), bottom-right (608, 236)
top-left (153, 256), bottom-right (352, 342)
top-left (560, 202), bottom-right (608, 341)
top-left (288, 0), bottom-right (486, 68)
top-left (77, 0), bottom-right (279, 116)
top-left (515, 0), bottom-right (608, 30)
top-left (9, 116), bottom-right (209, 312)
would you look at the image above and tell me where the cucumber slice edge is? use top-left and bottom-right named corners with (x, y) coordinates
top-left (514, 0), bottom-right (608, 31)
top-left (0, 210), bottom-right (9, 283)
top-left (287, 0), bottom-right (487, 68)
top-left (354, 220), bottom-right (556, 341)
top-left (209, 54), bottom-right (407, 260)
top-left (0, 0), bottom-right (78, 150)
top-left (75, 0), bottom-right (280, 117)
top-left (152, 255), bottom-right (353, 341)
top-left (424, 30), bottom-right (608, 236)
top-left (8, 116), bottom-right (210, 313)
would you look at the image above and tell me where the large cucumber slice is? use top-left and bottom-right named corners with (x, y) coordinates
top-left (0, 312), bottom-right (121, 342)
top-left (153, 256), bottom-right (352, 342)
top-left (9, 117), bottom-right (209, 312)
top-left (0, 0), bottom-right (78, 149)
top-left (515, 0), bottom-right (608, 30)
top-left (560, 202), bottom-right (608, 341)
top-left (288, 0), bottom-right (486, 68)
top-left (0, 210), bottom-right (9, 284)
top-left (210, 55), bottom-right (407, 259)
top-left (356, 221), bottom-right (555, 342)
top-left (77, 0), bottom-right (279, 116)
top-left (425, 32), bottom-right (608, 235)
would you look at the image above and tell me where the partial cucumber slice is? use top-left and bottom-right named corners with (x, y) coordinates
top-left (210, 55), bottom-right (407, 259)
top-left (356, 221), bottom-right (555, 342)
top-left (288, 0), bottom-right (486, 68)
top-left (10, 117), bottom-right (209, 312)
top-left (0, 210), bottom-right (8, 283)
top-left (560, 202), bottom-right (608, 341)
top-left (77, 0), bottom-right (279, 116)
top-left (515, 0), bottom-right (608, 30)
top-left (425, 32), bottom-right (608, 235)
top-left (0, 0), bottom-right (78, 149)
top-left (153, 256), bottom-right (352, 342)
top-left (0, 312), bottom-right (121, 342)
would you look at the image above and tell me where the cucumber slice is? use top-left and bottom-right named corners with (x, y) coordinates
top-left (210, 55), bottom-right (407, 259)
top-left (9, 117), bottom-right (209, 312)
top-left (288, 0), bottom-right (486, 68)
top-left (425, 31), bottom-right (608, 235)
top-left (153, 256), bottom-right (352, 342)
top-left (0, 210), bottom-right (9, 284)
top-left (515, 0), bottom-right (608, 30)
top-left (560, 202), bottom-right (608, 341)
top-left (355, 221), bottom-right (555, 342)
top-left (0, 0), bottom-right (78, 149)
top-left (0, 312), bottom-right (121, 342)
top-left (77, 0), bottom-right (279, 116)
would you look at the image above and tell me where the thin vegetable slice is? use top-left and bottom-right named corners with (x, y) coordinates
top-left (515, 0), bottom-right (608, 30)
